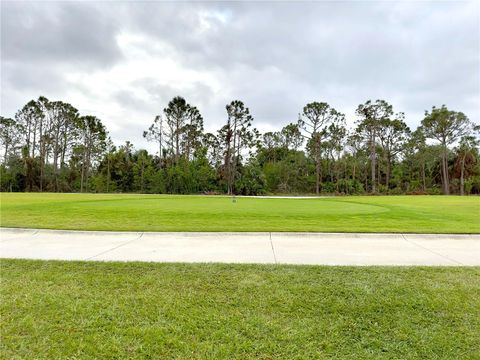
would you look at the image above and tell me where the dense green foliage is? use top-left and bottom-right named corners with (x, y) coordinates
top-left (1, 97), bottom-right (479, 195)
top-left (1, 193), bottom-right (478, 233)
top-left (2, 259), bottom-right (479, 359)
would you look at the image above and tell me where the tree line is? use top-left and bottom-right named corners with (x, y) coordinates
top-left (1, 96), bottom-right (479, 195)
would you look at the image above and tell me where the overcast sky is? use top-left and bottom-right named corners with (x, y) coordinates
top-left (1, 0), bottom-right (479, 152)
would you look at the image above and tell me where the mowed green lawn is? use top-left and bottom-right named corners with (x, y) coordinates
top-left (1, 193), bottom-right (478, 233)
top-left (1, 260), bottom-right (479, 359)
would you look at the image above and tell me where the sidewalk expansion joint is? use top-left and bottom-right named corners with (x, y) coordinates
top-left (269, 232), bottom-right (277, 264)
top-left (401, 233), bottom-right (464, 265)
top-left (85, 232), bottom-right (144, 261)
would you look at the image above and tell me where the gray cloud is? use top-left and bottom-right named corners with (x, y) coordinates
top-left (1, 1), bottom-right (122, 67)
top-left (1, 0), bottom-right (478, 151)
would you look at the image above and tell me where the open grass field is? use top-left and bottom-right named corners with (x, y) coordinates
top-left (1, 259), bottom-right (479, 359)
top-left (1, 193), bottom-right (479, 233)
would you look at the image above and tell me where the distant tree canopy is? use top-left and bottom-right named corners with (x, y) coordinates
top-left (1, 96), bottom-right (479, 195)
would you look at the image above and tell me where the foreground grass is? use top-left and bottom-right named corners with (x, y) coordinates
top-left (1, 259), bottom-right (479, 359)
top-left (1, 193), bottom-right (479, 233)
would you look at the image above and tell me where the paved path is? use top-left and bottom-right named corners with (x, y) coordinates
top-left (1, 228), bottom-right (479, 266)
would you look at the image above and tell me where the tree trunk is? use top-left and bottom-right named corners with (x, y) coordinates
top-left (106, 155), bottom-right (110, 193)
top-left (141, 158), bottom-right (145, 193)
top-left (81, 144), bottom-right (88, 193)
top-left (175, 118), bottom-right (180, 163)
top-left (53, 125), bottom-right (60, 192)
top-left (60, 131), bottom-right (67, 169)
top-left (230, 120), bottom-right (238, 195)
top-left (38, 116), bottom-right (44, 192)
top-left (460, 155), bottom-right (465, 196)
top-left (31, 122), bottom-right (36, 159)
top-left (225, 123), bottom-right (232, 195)
top-left (85, 149), bottom-right (91, 193)
top-left (386, 155), bottom-right (391, 191)
top-left (3, 144), bottom-right (8, 164)
top-left (39, 147), bottom-right (44, 192)
top-left (441, 147), bottom-right (449, 195)
top-left (158, 118), bottom-right (163, 160)
top-left (421, 161), bottom-right (426, 192)
top-left (326, 155), bottom-right (331, 183)
top-left (377, 159), bottom-right (381, 191)
top-left (80, 164), bottom-right (85, 193)
top-left (371, 134), bottom-right (376, 193)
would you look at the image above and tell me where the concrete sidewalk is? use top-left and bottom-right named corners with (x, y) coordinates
top-left (1, 228), bottom-right (479, 266)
